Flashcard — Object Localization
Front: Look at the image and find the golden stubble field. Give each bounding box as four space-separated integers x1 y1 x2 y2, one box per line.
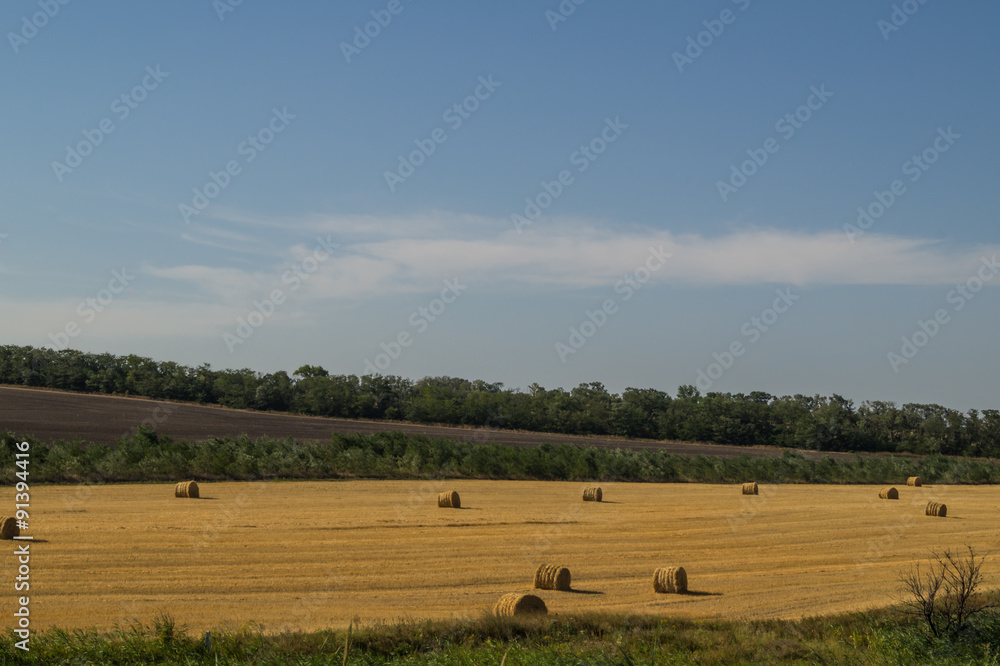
14 480 1000 633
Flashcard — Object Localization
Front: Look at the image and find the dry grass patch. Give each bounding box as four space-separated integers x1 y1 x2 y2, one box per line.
28 480 1000 632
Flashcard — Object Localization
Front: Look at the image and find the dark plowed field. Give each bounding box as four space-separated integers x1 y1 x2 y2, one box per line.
0 385 853 459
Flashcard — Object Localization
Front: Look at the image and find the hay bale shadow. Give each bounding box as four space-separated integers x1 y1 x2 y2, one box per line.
566 589 604 595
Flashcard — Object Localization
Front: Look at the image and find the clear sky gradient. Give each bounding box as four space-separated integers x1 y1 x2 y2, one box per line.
2 1 998 410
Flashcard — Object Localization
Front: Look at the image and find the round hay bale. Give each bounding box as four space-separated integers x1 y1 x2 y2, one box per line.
175 481 199 498
653 566 688 594
493 593 547 617
0 516 19 540
742 482 758 495
582 487 602 502
437 490 461 508
907 476 923 487
925 501 947 517
533 564 571 591
879 487 899 500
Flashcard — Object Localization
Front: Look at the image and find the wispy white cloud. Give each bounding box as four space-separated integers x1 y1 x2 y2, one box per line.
9 215 997 349
150 214 1000 302
180 224 272 255
658 230 996 286
207 208 501 240
144 265 274 301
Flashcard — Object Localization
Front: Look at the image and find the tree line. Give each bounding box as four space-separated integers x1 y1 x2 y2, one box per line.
2 345 998 457
3 430 999 486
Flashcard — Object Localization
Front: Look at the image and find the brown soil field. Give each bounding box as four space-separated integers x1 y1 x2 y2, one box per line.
15 479 999 633
0 385 855 459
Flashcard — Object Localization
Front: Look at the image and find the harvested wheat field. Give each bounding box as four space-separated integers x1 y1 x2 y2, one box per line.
14 480 1000 633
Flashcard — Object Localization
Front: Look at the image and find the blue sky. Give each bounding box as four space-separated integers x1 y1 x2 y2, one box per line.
2 0 998 411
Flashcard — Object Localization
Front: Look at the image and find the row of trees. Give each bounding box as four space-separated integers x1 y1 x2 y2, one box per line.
4 430 999 486
2 345 999 457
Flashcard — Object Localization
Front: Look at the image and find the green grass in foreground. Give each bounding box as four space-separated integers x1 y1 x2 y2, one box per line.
5 429 1000 486
3 609 1000 665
